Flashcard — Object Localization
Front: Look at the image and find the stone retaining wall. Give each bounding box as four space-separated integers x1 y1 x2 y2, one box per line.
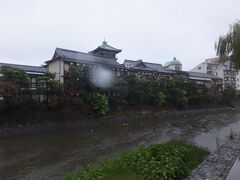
188 135 240 180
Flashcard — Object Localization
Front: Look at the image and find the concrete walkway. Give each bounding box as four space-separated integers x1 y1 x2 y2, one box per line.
188 135 240 180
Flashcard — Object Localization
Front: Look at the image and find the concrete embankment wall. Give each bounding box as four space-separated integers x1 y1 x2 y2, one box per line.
0 107 235 138
188 135 240 180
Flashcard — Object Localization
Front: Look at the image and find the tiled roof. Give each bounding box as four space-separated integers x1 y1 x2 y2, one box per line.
188 71 222 80
97 41 121 52
124 59 173 73
49 48 123 67
0 62 46 74
124 59 153 71
144 62 173 73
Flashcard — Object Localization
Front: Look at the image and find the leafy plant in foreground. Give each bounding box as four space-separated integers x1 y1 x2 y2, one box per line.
62 141 209 180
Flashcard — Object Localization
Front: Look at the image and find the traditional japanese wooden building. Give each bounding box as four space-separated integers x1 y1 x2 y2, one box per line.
44 40 223 94
123 59 223 93
0 62 46 89
89 40 122 60
0 40 225 99
187 71 223 94
164 57 182 71
123 59 175 78
45 41 127 83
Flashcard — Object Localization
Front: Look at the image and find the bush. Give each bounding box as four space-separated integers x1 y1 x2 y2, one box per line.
156 92 166 106
0 66 29 89
62 141 209 180
90 93 109 117
222 86 236 105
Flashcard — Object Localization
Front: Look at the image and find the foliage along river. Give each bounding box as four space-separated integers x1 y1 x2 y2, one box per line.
1 109 240 180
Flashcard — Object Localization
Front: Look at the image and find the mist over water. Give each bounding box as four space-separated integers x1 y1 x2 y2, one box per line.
89 66 115 89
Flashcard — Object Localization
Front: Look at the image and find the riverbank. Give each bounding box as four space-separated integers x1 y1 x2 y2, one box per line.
63 141 209 180
188 134 240 180
0 106 236 138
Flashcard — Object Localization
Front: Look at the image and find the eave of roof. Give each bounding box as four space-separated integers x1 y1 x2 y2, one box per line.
189 77 212 81
124 59 174 74
62 58 124 68
188 71 222 80
91 41 122 53
0 62 46 73
144 62 173 73
47 48 123 67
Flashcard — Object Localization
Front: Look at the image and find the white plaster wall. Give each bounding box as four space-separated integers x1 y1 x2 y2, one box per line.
64 63 70 72
216 66 224 79
191 62 206 73
166 65 175 70
166 64 182 71
47 60 64 83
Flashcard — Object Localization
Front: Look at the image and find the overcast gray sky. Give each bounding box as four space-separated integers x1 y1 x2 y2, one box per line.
0 0 239 70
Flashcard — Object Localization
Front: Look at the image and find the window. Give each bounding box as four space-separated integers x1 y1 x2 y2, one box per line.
31 77 36 83
198 66 202 70
196 81 204 85
224 71 229 75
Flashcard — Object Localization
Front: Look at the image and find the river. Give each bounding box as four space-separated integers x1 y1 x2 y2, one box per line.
1 109 240 180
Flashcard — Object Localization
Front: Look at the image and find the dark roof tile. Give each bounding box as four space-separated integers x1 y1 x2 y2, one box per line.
188 71 222 80
124 59 173 73
0 62 46 74
50 48 122 67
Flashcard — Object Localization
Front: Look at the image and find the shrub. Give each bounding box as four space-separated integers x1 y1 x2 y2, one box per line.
170 89 189 109
222 86 236 105
156 92 166 106
0 66 29 89
0 66 31 110
62 141 209 180
90 93 109 117
0 81 19 106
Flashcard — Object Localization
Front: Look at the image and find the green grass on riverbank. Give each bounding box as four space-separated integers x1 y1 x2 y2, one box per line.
62 141 209 180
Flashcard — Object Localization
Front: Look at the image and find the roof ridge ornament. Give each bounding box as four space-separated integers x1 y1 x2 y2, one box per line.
103 38 107 44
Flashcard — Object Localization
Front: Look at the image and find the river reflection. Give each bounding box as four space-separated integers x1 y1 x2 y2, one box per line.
1 110 240 180
194 120 240 152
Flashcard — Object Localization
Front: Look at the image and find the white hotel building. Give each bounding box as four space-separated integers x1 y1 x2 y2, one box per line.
191 58 240 91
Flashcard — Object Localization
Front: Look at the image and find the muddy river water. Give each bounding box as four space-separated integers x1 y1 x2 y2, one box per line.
1 110 240 180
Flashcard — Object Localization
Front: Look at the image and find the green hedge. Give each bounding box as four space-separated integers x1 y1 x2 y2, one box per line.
62 141 208 180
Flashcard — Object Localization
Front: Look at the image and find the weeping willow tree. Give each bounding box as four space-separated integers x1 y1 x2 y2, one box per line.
215 21 240 70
